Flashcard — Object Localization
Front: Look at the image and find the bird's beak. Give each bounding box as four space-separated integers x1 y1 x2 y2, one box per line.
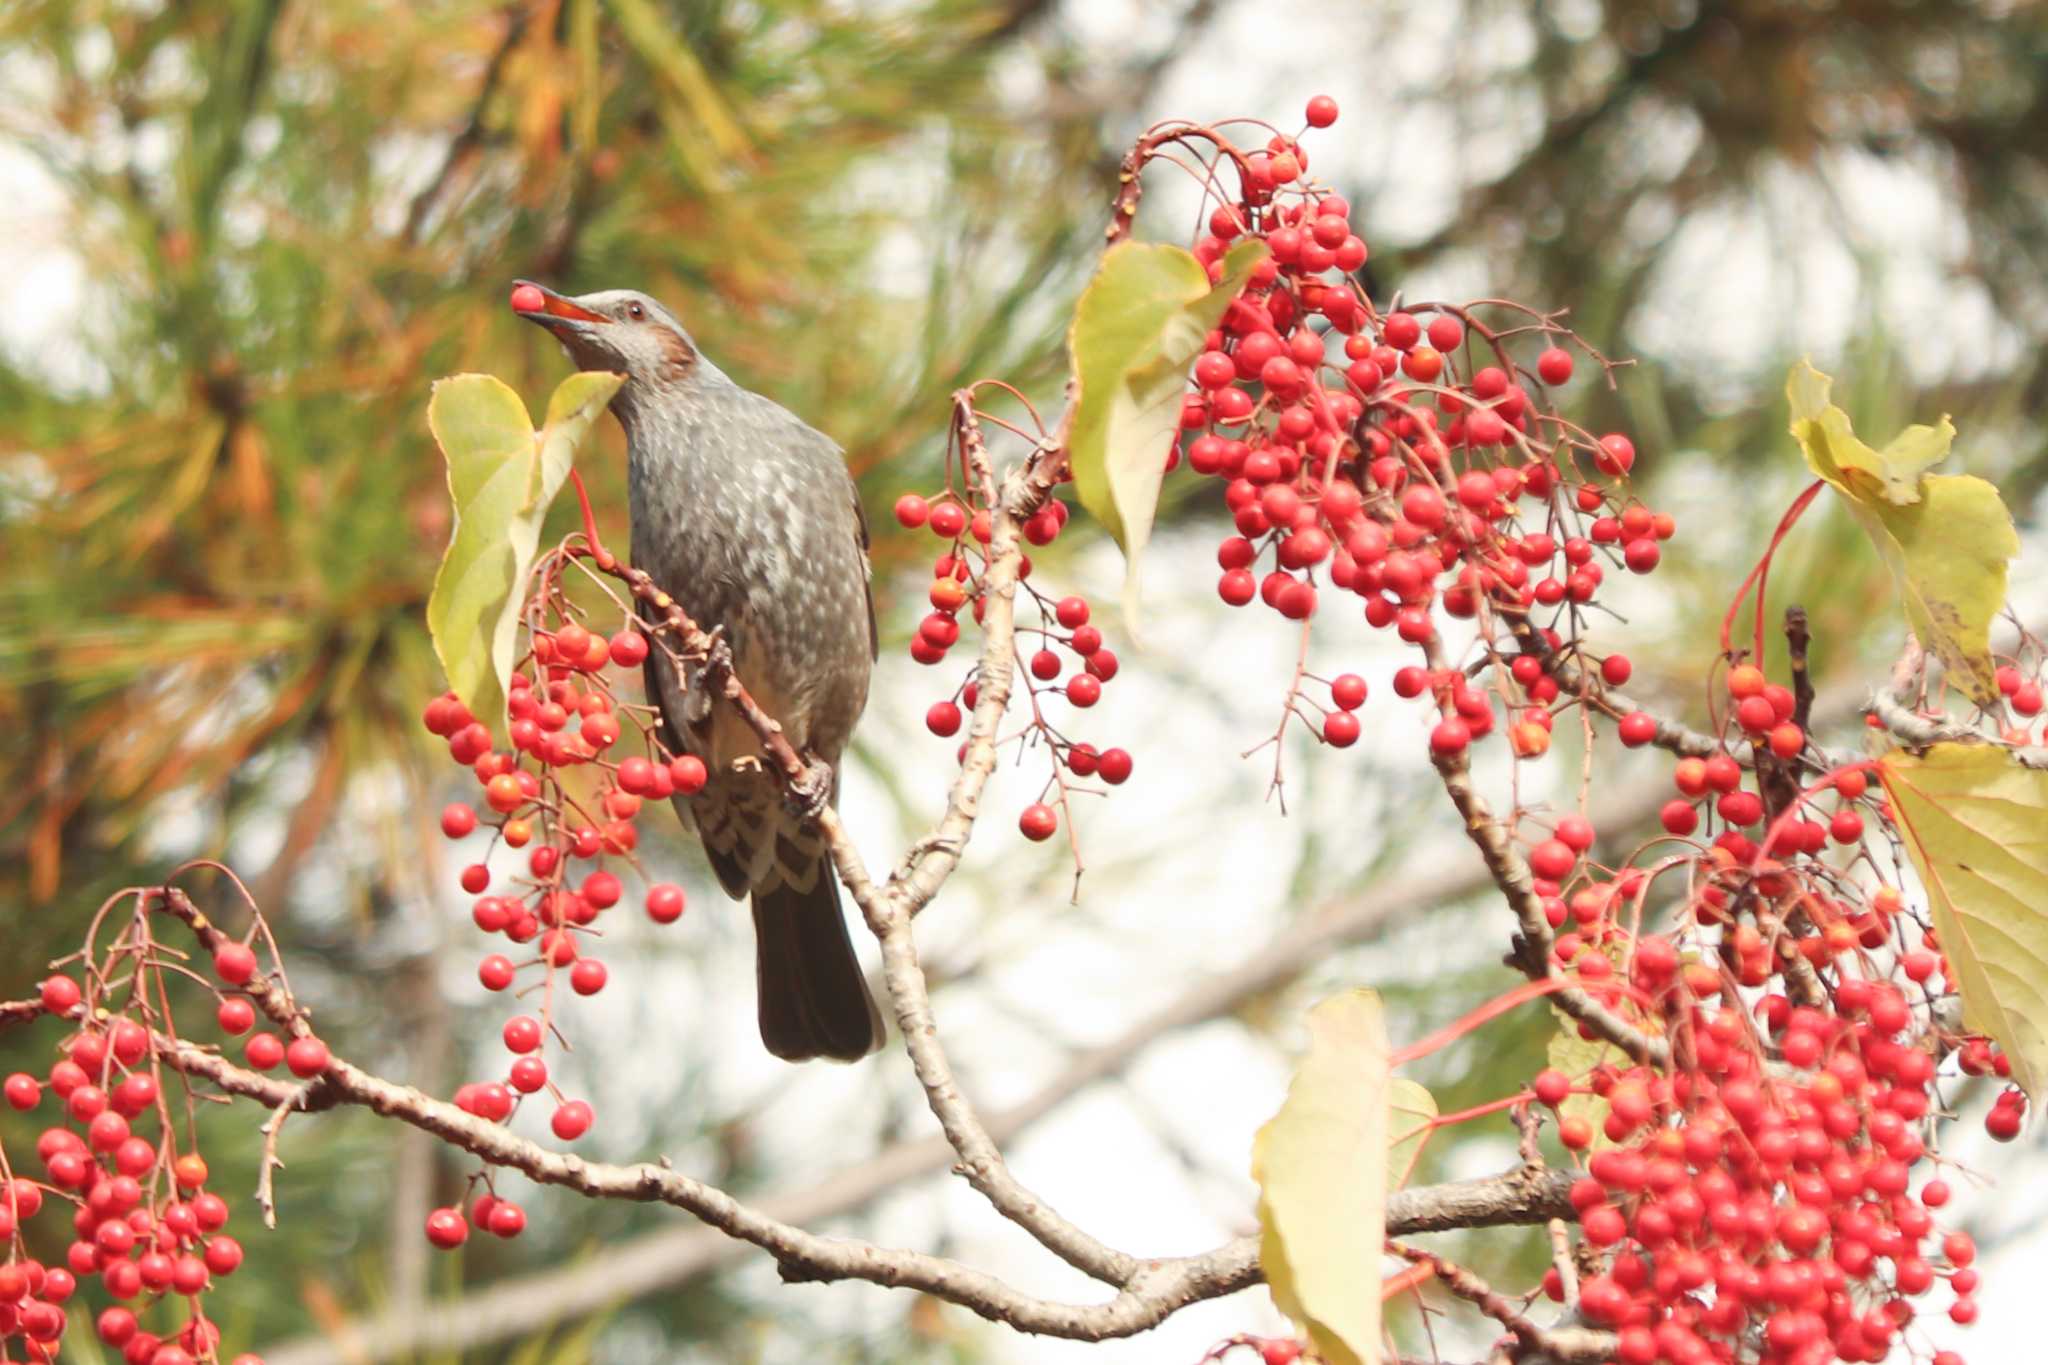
510 280 609 332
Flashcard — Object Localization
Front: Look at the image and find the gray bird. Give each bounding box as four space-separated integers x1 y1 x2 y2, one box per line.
513 280 884 1062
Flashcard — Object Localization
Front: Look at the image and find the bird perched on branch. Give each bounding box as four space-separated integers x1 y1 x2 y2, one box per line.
513 279 884 1062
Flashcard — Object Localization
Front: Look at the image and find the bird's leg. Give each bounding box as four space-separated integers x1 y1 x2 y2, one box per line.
784 752 836 822
683 624 726 728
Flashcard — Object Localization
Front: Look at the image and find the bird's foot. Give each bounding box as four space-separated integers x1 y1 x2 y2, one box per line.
684 625 726 727
785 753 835 822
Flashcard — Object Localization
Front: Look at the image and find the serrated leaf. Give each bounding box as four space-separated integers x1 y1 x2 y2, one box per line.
1252 990 1388 1365
425 371 624 740
1877 744 2048 1096
1067 238 1267 626
1787 360 2016 705
1547 1021 1625 1150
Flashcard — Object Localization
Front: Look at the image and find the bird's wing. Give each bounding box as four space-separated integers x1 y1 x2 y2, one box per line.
637 599 690 757
852 483 878 661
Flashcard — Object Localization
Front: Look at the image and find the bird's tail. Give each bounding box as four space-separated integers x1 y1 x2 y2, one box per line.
752 861 885 1062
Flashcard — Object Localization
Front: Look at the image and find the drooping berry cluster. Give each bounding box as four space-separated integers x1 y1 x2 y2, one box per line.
4 906 273 1365
417 552 709 1246
895 449 1133 850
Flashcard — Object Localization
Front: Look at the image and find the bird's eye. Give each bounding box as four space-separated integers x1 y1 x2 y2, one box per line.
627 302 645 320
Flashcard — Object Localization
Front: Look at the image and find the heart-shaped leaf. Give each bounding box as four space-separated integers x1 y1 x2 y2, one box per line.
426 370 624 740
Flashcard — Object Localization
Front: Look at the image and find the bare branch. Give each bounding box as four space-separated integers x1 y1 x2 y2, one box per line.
142 1026 1573 1360
1390 1243 1616 1365
255 768 1672 1363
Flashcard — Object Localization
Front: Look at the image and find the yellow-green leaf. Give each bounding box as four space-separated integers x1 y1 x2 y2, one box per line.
1386 1078 1437 1191
1252 990 1388 1365
1068 238 1267 625
1787 360 2016 704
1878 744 2048 1096
425 371 625 740
1547 1021 1625 1151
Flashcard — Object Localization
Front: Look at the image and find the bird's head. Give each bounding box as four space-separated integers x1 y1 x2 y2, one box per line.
510 280 701 397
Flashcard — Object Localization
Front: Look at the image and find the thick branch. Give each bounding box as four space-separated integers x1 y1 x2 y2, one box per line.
139 1031 1573 1356
257 771 1673 1364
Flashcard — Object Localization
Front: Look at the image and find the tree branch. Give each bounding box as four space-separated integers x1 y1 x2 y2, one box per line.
138 1019 1574 1354
254 767 1675 1364
1870 637 2048 769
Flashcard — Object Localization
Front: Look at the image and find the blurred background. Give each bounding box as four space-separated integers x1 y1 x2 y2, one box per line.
4 2 2047 1362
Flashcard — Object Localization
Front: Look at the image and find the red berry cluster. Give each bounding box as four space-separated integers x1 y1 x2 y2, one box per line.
1155 101 1671 763
4 941 271 1365
1155 98 2022 1363
1528 981 1980 1365
419 572 707 1247
1992 660 2047 746
892 488 1133 845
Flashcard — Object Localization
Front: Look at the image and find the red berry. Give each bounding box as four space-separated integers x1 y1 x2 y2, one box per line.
1330 674 1368 710
926 701 963 737
928 502 966 538
204 1236 243 1276
1660 800 1699 836
440 804 478 839
1304 95 1338 127
1595 433 1636 475
1019 803 1058 841
1065 674 1102 707
1536 347 1574 385
4 1073 39 1110
425 1208 468 1249
1262 1339 1304 1365
894 493 929 528
551 1099 594 1141
509 1056 547 1093
1322 711 1360 747
502 1016 543 1054
478 955 516 991
1768 721 1804 758
1430 718 1471 756
1532 1068 1571 1107
285 1037 331 1078
206 945 254 986
509 282 545 314
646 883 686 924
1096 748 1133 784
488 1200 527 1238
245 1033 285 1070
570 959 608 995
601 630 644 669
485 772 524 814
1529 838 1576 881
669 755 708 795
39 976 81 1013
